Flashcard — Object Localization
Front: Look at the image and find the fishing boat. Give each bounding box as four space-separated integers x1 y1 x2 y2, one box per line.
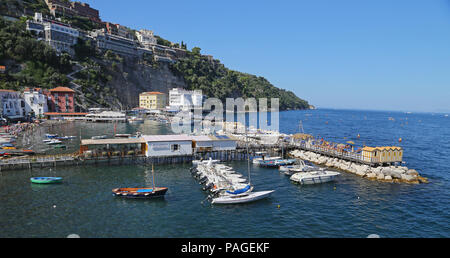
112 164 168 199
290 169 341 185
30 177 63 184
91 135 107 140
45 134 58 138
112 187 168 199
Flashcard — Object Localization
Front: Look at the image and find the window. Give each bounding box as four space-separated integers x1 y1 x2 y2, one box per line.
171 144 180 152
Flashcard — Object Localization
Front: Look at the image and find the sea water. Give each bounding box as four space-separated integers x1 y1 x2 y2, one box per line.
0 109 448 237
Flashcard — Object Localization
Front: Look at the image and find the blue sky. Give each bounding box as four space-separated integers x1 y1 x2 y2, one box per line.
84 0 450 113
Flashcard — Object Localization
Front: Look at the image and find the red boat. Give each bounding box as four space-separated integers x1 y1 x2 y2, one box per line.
113 164 168 199
112 187 168 198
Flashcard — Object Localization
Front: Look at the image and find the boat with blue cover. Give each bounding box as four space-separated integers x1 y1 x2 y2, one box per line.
259 158 297 167
30 177 63 184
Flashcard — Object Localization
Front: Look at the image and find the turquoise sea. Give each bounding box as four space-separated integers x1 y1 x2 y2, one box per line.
0 109 449 238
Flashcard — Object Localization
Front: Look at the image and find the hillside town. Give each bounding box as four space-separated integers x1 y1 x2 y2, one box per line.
0 85 205 123
23 0 215 62
0 0 218 123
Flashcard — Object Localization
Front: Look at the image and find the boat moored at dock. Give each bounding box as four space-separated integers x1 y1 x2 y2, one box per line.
211 190 275 204
290 170 340 185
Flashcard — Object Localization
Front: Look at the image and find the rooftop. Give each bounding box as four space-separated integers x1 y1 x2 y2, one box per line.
49 86 75 93
140 92 165 95
142 134 192 142
81 138 146 146
44 112 88 116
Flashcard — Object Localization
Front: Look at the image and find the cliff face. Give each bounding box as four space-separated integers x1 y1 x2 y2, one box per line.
103 60 186 110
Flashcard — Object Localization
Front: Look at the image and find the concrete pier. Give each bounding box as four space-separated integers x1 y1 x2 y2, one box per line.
289 149 428 184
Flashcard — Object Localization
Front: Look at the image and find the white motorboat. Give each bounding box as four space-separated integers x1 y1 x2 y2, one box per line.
290 170 341 185
128 117 144 123
212 190 275 204
251 151 281 165
91 135 107 140
45 139 62 145
192 158 220 167
252 156 282 165
279 160 317 175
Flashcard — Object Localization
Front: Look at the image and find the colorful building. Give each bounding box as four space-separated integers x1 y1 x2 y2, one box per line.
139 92 166 110
362 146 403 164
45 86 75 113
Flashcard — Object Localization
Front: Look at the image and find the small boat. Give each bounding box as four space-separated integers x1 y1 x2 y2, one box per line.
279 160 317 175
45 134 58 138
113 164 168 199
54 145 67 149
91 135 107 140
128 117 144 123
252 152 282 165
45 139 62 145
112 187 168 199
115 134 131 138
30 177 63 184
211 190 275 204
57 136 77 140
290 170 340 185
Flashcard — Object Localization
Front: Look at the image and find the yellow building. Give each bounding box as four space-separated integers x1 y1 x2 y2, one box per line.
139 92 166 110
362 146 403 163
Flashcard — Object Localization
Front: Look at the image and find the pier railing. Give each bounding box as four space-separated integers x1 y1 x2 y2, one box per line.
288 141 379 165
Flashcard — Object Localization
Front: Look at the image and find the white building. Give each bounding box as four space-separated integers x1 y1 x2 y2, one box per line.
23 88 48 118
143 134 193 157
135 29 157 48
86 111 127 122
191 135 237 152
44 20 79 55
168 88 204 111
0 90 25 119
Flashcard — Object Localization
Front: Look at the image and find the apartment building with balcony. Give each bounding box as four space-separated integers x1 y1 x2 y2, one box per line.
44 87 75 113
23 88 48 118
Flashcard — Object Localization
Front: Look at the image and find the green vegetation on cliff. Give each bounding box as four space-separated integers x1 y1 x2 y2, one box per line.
0 18 71 90
170 48 309 110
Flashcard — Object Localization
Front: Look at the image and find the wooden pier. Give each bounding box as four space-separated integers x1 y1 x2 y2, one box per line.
0 147 270 172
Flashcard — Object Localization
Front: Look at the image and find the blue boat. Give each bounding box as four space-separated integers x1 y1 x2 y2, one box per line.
45 134 58 139
260 159 297 167
30 177 63 184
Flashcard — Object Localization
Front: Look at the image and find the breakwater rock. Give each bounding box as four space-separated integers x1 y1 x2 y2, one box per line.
289 150 428 184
